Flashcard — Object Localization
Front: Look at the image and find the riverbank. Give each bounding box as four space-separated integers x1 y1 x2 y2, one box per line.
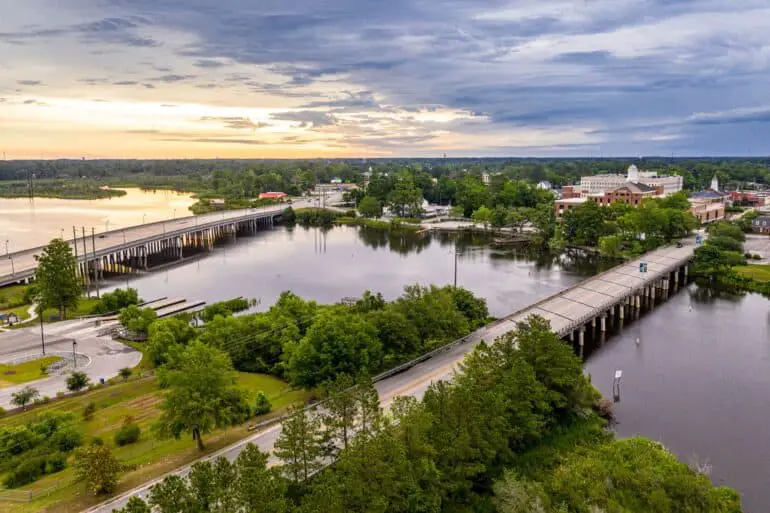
0 180 126 200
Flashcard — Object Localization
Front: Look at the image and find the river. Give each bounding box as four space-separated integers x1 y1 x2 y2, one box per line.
0 188 196 250
3 190 770 511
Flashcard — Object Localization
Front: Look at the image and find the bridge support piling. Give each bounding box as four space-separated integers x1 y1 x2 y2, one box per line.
600 314 607 332
619 302 624 320
578 326 585 357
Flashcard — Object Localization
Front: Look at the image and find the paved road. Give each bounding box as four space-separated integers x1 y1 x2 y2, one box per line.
86 313 513 512
0 319 141 408
0 199 316 286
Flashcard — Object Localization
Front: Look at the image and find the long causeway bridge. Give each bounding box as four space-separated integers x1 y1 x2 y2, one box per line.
0 200 311 288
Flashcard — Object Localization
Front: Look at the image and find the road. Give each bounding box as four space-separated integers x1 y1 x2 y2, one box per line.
0 319 141 408
86 315 516 512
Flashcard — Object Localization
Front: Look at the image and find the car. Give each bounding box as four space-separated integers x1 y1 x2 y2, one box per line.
676 242 683 248
287 199 293 205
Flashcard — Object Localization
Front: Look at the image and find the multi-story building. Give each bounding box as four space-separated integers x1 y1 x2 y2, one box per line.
579 165 683 197
590 182 663 207
752 216 770 234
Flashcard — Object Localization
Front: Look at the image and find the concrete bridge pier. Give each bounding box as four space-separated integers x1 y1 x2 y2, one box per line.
619 302 624 320
600 314 607 332
578 326 585 357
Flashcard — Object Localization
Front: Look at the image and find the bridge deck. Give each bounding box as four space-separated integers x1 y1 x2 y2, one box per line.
0 201 312 287
494 240 696 336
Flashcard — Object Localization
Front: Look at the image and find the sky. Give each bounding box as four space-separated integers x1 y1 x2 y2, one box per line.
2 0 770 159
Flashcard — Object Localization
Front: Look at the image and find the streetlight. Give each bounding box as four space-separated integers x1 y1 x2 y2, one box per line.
60 228 64 240
105 220 110 232
4 239 8 256
8 256 15 276
72 341 77 368
173 209 177 219
142 213 147 224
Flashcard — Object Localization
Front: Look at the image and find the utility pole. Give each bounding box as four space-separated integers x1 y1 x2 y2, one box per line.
72 341 77 368
82 227 90 297
91 228 100 299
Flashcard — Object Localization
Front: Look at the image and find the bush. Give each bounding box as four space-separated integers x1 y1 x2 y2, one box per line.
66 371 90 392
752 254 762 260
0 407 5 417
83 401 97 421
345 209 357 218
254 391 272 416
4 456 45 488
41 396 50 404
114 424 141 446
44 452 67 474
90 436 104 446
90 288 141 315
56 391 65 399
49 425 83 452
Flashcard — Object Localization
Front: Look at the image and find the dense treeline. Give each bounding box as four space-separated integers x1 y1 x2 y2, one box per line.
1 158 767 202
561 192 697 256
118 316 742 513
145 286 488 389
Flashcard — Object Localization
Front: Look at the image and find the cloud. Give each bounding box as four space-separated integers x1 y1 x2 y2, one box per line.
17 80 43 86
148 74 196 83
200 116 269 130
193 59 225 68
270 110 338 127
159 137 266 145
113 80 139 86
22 99 47 106
688 106 770 125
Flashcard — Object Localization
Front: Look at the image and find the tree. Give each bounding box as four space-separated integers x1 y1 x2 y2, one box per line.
562 201 606 247
505 207 528 233
118 367 132 382
115 497 151 513
455 176 489 217
11 386 39 410
90 288 141 314
34 238 80 319
357 196 382 218
599 235 623 257
322 374 359 454
154 341 250 450
274 406 326 482
66 371 90 392
118 305 157 335
471 205 492 229
234 444 290 512
388 173 423 217
285 310 381 388
254 391 272 416
73 443 122 495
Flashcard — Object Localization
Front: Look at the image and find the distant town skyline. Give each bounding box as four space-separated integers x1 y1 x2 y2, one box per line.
3 0 770 159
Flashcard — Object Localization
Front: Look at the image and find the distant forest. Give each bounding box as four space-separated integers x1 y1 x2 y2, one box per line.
1 157 769 196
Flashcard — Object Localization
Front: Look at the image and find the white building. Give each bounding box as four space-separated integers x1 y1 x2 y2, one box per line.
579 165 683 197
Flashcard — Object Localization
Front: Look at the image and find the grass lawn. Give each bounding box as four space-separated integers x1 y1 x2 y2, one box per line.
0 356 62 388
0 284 31 310
40 297 101 323
734 264 770 283
0 372 308 513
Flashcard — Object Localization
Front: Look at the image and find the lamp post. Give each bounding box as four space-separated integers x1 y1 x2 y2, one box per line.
72 341 77 368
39 308 45 355
142 213 147 224
4 239 8 256
9 256 15 276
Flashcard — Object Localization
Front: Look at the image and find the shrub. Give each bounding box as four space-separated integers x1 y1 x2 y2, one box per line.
41 396 51 404
56 391 65 399
44 452 67 474
90 437 104 446
49 425 83 452
254 392 272 416
83 401 97 421
114 424 141 446
4 456 45 488
118 367 133 382
0 407 5 417
66 371 90 392
752 254 762 260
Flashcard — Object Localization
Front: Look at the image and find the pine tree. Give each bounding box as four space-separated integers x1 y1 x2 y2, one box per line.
274 406 325 482
34 238 80 319
322 374 359 455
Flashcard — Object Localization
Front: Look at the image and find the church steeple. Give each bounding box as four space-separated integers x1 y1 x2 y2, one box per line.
710 175 719 192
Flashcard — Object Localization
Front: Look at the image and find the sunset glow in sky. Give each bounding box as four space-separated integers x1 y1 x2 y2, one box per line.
3 0 770 158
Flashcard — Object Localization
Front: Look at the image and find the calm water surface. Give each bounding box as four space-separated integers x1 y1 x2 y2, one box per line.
8 189 767 512
0 188 195 250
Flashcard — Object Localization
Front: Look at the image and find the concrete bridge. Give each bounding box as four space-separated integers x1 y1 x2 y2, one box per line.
495 239 696 353
0 200 312 288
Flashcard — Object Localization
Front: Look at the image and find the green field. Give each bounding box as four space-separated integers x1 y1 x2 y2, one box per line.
0 372 308 513
0 356 62 388
734 264 770 283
